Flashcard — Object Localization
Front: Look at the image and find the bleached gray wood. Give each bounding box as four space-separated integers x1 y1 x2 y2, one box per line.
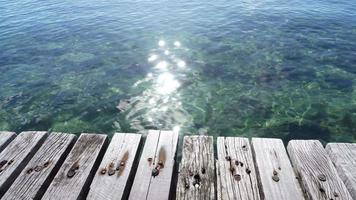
216 137 260 200
252 138 304 200
2 133 76 200
42 133 108 200
0 131 47 197
176 136 215 200
87 133 141 200
287 140 352 200
326 143 356 199
0 132 16 153
129 130 179 200
146 130 179 199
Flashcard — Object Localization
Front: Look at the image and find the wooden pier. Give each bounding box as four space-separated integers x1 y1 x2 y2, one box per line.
0 130 355 200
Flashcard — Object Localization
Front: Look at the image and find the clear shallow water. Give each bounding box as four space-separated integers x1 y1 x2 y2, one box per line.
1 0 356 143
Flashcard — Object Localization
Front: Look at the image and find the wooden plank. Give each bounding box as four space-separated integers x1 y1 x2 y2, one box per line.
252 138 304 200
129 130 179 200
146 130 179 199
287 140 352 200
326 143 356 199
0 132 16 153
0 131 47 196
176 136 215 200
41 133 108 200
216 137 260 200
87 133 141 200
2 133 76 200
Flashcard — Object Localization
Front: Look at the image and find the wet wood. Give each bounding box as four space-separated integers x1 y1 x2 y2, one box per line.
216 137 260 200
129 130 179 200
0 131 47 197
326 143 356 199
42 133 108 200
87 133 141 200
252 138 304 200
0 132 16 153
2 133 76 200
176 136 215 200
287 140 352 200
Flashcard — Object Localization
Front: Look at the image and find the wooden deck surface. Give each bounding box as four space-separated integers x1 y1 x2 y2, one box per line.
0 131 355 200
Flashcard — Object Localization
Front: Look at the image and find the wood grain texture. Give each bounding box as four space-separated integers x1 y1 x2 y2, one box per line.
0 132 16 153
42 133 108 200
287 140 352 200
2 133 76 200
252 138 304 200
129 130 179 200
176 136 215 200
0 131 47 197
216 137 260 200
87 133 141 200
326 143 356 199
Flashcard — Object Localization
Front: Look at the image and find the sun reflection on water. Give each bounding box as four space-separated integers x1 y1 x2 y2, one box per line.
115 39 193 134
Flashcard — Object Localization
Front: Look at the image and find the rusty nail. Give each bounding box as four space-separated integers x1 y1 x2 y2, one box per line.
67 169 76 178
100 168 107 175
109 162 114 168
158 160 164 167
8 159 14 165
242 145 247 151
272 175 280 182
108 169 115 176
273 170 278 176
225 156 231 161
234 174 241 181
246 168 251 174
152 168 159 177
318 174 326 182
120 161 125 166
44 161 51 168
201 167 206 174
0 160 8 167
185 183 190 189
34 166 43 172
27 168 33 174
240 162 244 167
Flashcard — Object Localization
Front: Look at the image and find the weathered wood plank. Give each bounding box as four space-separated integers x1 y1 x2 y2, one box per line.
146 130 179 199
42 133 108 200
326 143 356 199
252 138 304 200
87 133 141 200
0 131 47 197
216 137 260 200
287 140 352 200
176 136 215 200
2 133 76 200
129 130 179 200
0 132 16 153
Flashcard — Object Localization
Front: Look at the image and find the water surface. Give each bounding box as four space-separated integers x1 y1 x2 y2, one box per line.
1 0 356 142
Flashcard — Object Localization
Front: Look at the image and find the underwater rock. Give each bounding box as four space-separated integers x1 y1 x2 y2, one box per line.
59 52 95 63
280 66 316 81
324 74 353 91
53 90 78 106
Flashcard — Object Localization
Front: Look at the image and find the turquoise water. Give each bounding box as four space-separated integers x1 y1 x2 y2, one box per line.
1 0 356 143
